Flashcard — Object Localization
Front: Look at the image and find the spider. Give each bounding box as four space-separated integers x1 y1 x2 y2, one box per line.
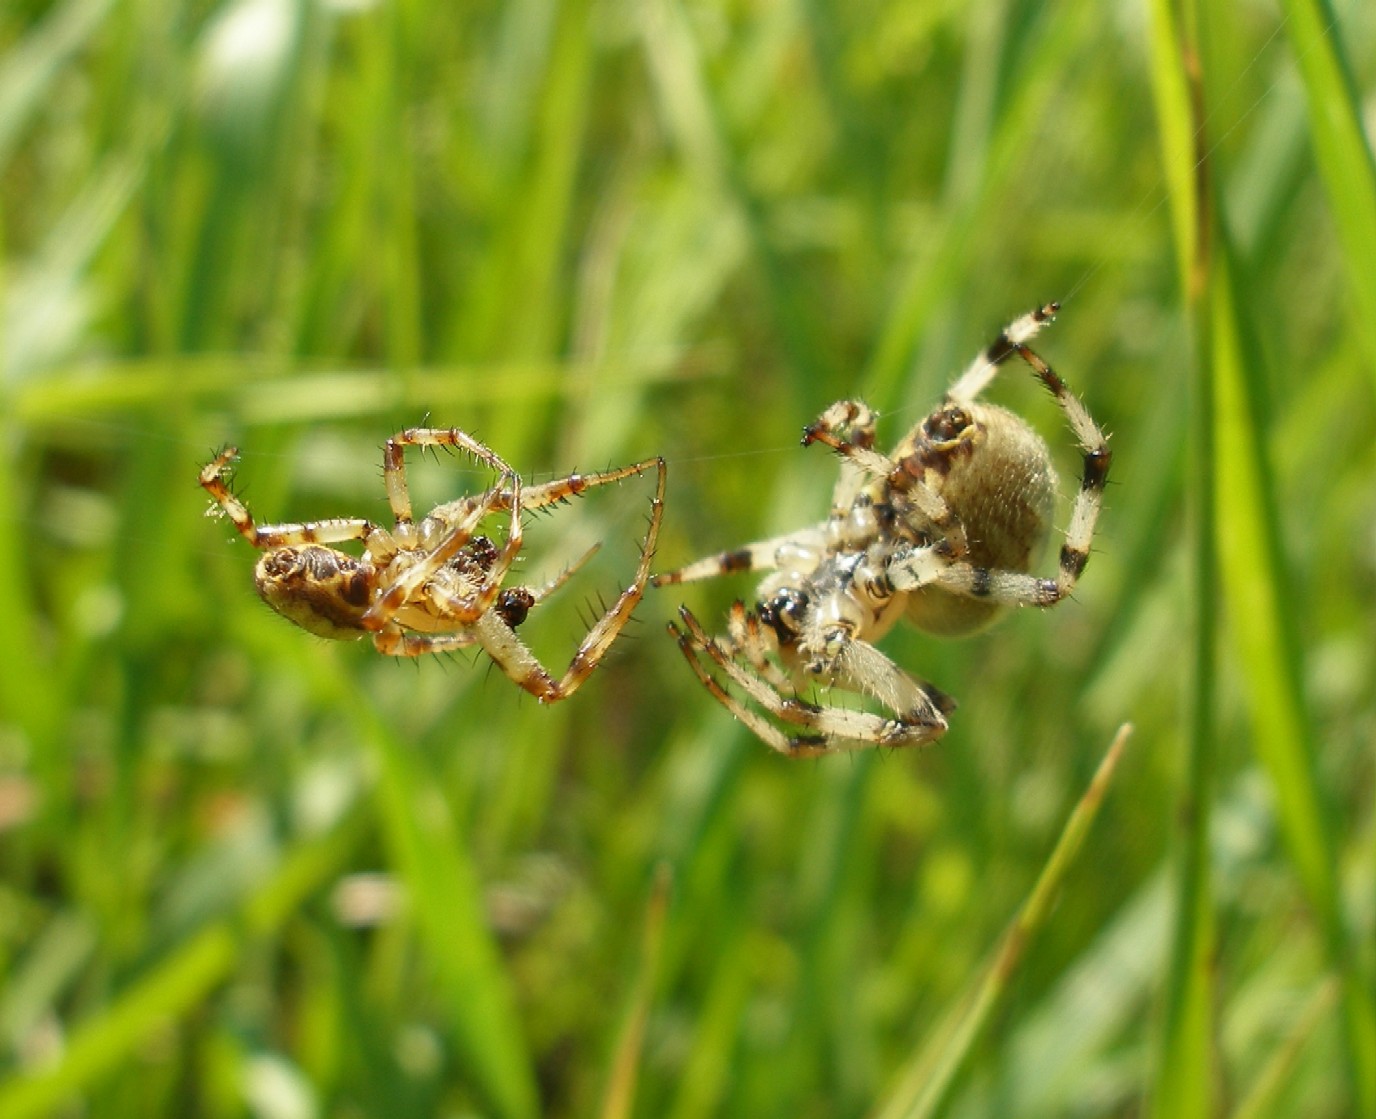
655 303 1111 757
200 427 666 702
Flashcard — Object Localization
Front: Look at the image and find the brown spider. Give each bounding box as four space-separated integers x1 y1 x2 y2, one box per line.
655 304 1111 757
200 427 665 702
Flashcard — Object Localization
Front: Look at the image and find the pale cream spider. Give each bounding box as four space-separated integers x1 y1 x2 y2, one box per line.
655 304 1110 757
201 427 665 702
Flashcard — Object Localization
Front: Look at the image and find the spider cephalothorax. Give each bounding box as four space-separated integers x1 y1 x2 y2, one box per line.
201 427 665 702
656 303 1110 757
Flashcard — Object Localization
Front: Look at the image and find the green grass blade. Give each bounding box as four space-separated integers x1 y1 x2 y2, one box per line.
356 695 540 1119
872 724 1133 1119
1145 1 1217 1114
1211 222 1376 1114
0 0 114 172
1233 977 1340 1119
598 863 672 1119
1276 0 1376 384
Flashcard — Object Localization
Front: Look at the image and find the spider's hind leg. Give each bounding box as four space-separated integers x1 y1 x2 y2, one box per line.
1015 342 1112 601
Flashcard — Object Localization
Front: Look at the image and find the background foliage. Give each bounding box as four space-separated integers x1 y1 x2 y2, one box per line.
0 0 1373 1116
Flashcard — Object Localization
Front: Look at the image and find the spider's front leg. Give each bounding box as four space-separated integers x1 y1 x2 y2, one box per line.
668 606 950 758
200 446 390 552
802 400 894 507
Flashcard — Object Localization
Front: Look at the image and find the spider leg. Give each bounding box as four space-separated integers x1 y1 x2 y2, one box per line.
372 626 481 657
945 302 1059 403
360 473 518 632
528 543 601 604
887 540 1064 608
472 456 667 703
420 470 531 626
672 606 945 757
651 528 823 587
726 601 793 691
802 400 900 481
382 427 517 531
668 615 829 757
830 635 955 725
802 404 971 557
436 542 600 636
515 457 666 512
1016 341 1111 600
892 550 1063 608
801 400 881 515
200 447 387 550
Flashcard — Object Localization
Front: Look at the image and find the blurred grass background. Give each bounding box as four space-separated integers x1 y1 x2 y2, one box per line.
0 0 1373 1116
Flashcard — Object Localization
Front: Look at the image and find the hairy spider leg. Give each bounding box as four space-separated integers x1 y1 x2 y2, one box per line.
200 447 389 551
382 427 517 531
510 457 668 512
420 457 667 539
371 628 482 657
944 302 1060 404
528 543 602 604
669 606 945 758
725 601 794 691
803 404 971 558
651 528 825 587
468 456 667 703
1016 342 1111 600
670 618 829 757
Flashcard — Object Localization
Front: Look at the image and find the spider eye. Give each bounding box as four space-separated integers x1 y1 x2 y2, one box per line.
926 407 971 442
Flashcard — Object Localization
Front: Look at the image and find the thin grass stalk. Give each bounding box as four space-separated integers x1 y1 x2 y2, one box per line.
1145 0 1218 1114
598 862 672 1119
1232 977 1340 1119
871 724 1133 1119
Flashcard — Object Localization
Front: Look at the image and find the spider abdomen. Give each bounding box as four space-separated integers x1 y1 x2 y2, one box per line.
902 404 1057 636
254 545 377 640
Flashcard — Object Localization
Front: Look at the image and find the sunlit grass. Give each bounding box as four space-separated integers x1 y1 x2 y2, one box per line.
1 0 1372 1116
